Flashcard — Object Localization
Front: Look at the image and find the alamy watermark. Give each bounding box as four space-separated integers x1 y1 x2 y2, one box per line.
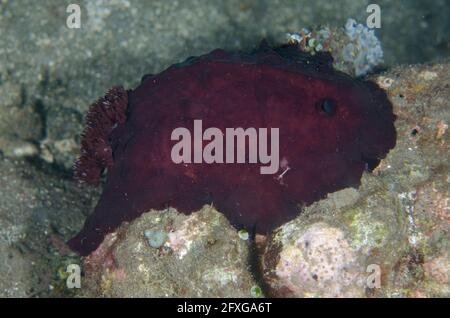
63 262 381 290
171 120 280 175
66 4 81 29
65 3 382 30
366 264 381 289
66 264 81 289
366 4 381 29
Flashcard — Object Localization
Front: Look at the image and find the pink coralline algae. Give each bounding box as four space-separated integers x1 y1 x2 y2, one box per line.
68 43 396 256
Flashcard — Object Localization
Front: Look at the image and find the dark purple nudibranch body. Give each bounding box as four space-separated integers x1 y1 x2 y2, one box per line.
68 43 396 256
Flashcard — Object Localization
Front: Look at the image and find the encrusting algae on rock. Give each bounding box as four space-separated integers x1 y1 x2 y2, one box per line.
261 61 449 298
80 206 259 297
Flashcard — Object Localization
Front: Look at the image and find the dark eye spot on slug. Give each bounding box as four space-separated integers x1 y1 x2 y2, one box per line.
317 98 336 116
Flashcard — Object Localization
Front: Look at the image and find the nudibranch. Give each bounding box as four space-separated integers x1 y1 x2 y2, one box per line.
68 43 396 256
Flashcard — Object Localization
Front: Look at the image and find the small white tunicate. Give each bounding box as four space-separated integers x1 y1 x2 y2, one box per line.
144 229 168 248
238 229 249 240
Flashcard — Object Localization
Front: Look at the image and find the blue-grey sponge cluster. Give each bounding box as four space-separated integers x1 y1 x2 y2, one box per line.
343 18 384 76
287 18 384 77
